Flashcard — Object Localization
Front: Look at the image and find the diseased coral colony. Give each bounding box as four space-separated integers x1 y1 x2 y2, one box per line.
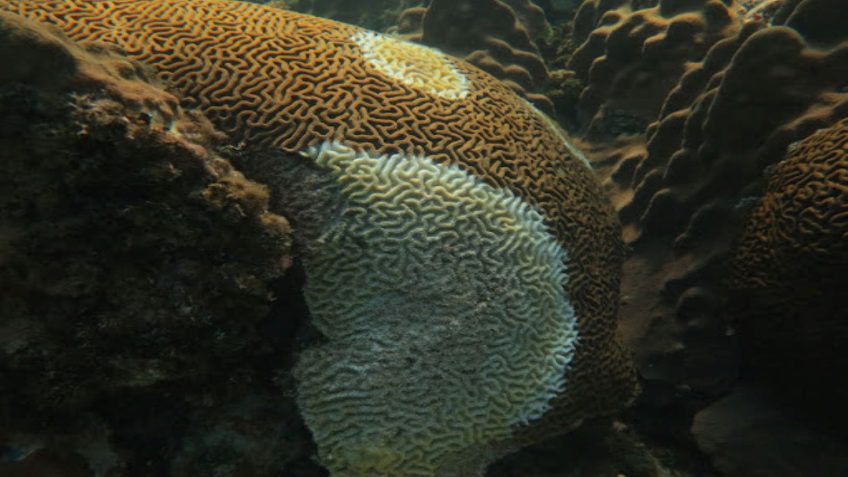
0 0 637 476
0 0 846 475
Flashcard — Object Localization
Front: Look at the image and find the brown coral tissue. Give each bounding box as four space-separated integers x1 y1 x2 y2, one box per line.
730 118 848 425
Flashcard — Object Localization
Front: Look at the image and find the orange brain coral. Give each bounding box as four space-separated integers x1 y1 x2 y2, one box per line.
1 0 636 468
4 0 596 244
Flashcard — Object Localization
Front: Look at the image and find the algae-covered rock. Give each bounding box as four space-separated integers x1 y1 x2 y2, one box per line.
0 11 301 475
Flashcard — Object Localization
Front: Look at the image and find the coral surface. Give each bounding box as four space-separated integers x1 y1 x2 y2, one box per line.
578 0 847 381
266 0 421 31
0 1 637 475
295 142 579 476
729 118 848 419
736 0 786 23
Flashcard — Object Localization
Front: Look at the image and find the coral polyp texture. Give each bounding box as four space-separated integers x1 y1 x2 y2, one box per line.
295 142 578 475
350 31 470 99
569 0 742 138
0 0 637 475
570 0 847 452
730 118 848 416
262 0 416 32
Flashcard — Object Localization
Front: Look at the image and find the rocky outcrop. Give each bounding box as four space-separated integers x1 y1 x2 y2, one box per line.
0 11 306 475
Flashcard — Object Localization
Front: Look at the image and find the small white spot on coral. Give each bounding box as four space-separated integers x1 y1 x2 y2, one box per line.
351 31 470 100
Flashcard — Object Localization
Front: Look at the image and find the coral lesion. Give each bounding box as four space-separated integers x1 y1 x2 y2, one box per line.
293 142 578 476
351 30 470 100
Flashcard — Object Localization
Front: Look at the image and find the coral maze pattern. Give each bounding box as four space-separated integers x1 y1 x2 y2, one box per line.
731 119 848 379
351 30 470 100
734 120 848 284
296 142 578 475
1 0 635 459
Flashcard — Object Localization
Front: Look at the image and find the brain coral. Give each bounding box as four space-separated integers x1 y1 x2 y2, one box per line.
730 118 848 420
295 141 579 475
0 0 637 474
261 0 416 32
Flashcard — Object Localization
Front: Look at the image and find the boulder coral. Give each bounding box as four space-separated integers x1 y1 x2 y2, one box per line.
730 118 848 420
256 0 419 32
569 0 742 138
736 0 786 23
0 0 637 475
572 0 847 454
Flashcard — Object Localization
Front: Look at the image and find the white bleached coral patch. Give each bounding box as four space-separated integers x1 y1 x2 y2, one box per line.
351 31 470 100
294 141 578 476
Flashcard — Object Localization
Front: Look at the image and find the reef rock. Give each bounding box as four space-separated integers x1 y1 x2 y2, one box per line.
0 1 638 476
0 9 298 475
692 386 848 476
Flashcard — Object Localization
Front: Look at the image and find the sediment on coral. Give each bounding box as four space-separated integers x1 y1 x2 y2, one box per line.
0 11 312 475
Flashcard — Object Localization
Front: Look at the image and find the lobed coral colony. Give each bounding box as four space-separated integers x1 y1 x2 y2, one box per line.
0 0 636 475
560 0 847 473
